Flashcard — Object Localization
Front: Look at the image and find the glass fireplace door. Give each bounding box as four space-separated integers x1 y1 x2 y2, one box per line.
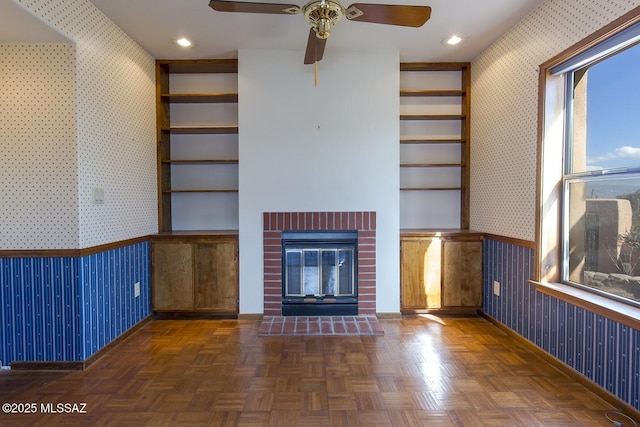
284 248 354 298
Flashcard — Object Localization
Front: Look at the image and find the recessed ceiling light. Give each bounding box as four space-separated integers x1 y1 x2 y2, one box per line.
442 34 466 46
176 37 193 47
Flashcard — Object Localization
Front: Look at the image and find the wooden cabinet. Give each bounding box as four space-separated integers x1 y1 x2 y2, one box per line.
152 241 194 310
401 237 442 309
400 231 482 314
193 240 238 311
442 240 482 308
399 63 471 229
151 233 238 315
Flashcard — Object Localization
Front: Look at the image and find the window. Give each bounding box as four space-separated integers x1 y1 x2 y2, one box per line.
538 12 640 308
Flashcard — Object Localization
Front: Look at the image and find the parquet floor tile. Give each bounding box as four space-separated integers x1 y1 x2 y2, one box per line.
0 315 636 426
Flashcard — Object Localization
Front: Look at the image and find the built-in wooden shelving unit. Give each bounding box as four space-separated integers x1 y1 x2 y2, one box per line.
156 59 239 232
399 62 471 229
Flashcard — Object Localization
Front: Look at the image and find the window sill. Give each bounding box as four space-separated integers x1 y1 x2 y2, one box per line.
529 280 640 330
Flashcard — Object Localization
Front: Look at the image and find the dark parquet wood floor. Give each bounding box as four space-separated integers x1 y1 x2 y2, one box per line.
0 316 633 426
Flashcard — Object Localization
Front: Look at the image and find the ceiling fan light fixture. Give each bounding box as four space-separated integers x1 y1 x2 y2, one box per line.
315 18 331 39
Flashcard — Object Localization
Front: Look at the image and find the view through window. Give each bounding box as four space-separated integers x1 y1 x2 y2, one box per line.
562 36 640 305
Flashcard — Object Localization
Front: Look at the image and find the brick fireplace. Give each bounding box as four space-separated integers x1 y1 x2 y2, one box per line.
263 211 376 317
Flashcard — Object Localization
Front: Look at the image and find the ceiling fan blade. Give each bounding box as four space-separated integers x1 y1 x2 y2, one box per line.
304 28 327 64
209 0 299 14
345 4 431 27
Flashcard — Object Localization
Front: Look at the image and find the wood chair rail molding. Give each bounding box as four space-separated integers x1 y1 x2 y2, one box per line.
0 235 150 258
0 232 534 257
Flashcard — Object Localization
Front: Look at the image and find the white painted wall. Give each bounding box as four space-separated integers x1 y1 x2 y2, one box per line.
238 48 400 314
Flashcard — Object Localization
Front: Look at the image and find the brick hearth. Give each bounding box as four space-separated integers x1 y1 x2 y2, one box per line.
257 315 384 336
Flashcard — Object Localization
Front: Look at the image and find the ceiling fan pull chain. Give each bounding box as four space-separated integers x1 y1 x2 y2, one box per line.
314 60 318 86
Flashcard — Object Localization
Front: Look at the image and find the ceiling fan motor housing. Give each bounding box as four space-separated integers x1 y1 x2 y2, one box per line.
303 0 344 39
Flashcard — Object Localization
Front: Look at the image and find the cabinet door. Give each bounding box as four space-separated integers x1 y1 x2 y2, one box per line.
152 242 194 310
400 238 442 310
194 240 238 312
442 241 482 307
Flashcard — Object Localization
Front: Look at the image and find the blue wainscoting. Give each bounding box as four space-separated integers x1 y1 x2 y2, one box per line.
483 238 640 411
78 241 151 360
0 257 80 364
0 240 150 366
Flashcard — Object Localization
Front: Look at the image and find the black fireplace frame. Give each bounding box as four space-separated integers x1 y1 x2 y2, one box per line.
281 230 358 316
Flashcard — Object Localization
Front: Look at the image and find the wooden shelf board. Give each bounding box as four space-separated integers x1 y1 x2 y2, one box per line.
400 138 465 144
162 126 238 134
157 59 238 74
152 230 239 238
400 163 464 167
400 187 462 191
400 62 470 72
400 114 465 120
161 93 238 103
400 90 464 97
163 189 239 193
162 159 239 164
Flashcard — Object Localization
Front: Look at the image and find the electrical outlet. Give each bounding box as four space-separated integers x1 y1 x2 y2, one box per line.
134 282 140 297
493 281 500 296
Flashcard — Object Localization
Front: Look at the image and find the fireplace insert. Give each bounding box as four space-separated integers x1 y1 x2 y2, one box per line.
281 230 358 316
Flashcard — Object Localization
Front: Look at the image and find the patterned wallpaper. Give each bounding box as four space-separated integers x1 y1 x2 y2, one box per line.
470 0 640 241
6 0 157 249
0 44 79 249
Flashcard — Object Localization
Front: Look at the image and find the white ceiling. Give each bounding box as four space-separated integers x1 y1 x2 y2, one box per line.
0 1 70 43
85 0 545 62
0 0 545 62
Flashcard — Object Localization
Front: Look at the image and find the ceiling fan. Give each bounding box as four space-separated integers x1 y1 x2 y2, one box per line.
208 0 432 64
